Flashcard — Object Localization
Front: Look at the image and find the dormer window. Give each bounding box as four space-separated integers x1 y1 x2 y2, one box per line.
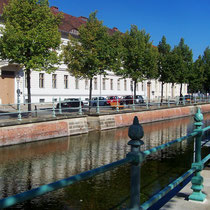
69 29 79 36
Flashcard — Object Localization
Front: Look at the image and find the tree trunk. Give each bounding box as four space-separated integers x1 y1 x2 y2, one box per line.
180 83 183 96
161 82 164 105
26 69 32 112
134 79 137 103
88 78 93 112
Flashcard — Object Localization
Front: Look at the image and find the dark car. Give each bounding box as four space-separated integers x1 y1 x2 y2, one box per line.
56 98 83 110
135 95 144 104
122 95 144 105
90 97 108 106
122 95 133 104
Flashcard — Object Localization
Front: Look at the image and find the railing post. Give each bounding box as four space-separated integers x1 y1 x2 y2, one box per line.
116 97 119 112
146 97 149 109
78 98 83 115
96 97 100 114
17 100 22 121
176 96 179 106
132 97 135 111
183 95 185 105
189 108 206 202
158 96 160 109
127 116 144 210
52 98 56 117
168 96 170 107
59 97 62 114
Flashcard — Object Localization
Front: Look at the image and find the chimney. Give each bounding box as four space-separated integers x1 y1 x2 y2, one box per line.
79 16 88 22
51 6 59 12
113 27 118 31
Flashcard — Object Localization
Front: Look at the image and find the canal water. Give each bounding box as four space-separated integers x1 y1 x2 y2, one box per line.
0 114 210 210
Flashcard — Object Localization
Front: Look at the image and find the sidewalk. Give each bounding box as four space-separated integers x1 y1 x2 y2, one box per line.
161 165 210 210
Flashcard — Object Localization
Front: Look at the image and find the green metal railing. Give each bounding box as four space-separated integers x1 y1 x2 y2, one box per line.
0 95 210 122
0 108 209 209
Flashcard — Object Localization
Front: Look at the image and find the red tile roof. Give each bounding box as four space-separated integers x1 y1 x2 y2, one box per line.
0 1 119 36
0 0 9 14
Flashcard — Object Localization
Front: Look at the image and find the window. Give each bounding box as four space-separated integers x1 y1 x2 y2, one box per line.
75 78 79 89
64 75 68 89
117 79 120 91
124 79 127 91
130 81 133 91
110 79 113 90
39 73 44 88
136 83 139 91
52 74 57 88
25 73 28 88
39 98 45 103
142 82 144 91
102 78 106 90
70 29 79 36
85 79 89 90
94 77 97 90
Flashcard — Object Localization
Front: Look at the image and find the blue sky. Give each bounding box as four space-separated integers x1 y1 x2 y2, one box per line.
49 0 210 60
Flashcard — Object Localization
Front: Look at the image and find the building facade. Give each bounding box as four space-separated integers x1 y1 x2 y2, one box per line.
0 2 187 104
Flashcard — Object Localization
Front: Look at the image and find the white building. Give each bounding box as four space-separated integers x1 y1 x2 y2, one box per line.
0 2 187 105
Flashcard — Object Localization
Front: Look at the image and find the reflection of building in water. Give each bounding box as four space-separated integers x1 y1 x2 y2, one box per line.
0 116 209 199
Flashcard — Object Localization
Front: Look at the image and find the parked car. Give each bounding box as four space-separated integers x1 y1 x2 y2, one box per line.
184 95 193 101
135 95 144 104
122 95 144 105
89 97 108 106
106 96 123 105
56 98 83 110
122 95 133 105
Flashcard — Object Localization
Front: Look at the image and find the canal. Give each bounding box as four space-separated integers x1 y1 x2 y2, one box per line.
0 114 210 209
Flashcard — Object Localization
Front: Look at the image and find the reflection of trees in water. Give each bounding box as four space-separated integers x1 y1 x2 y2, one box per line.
0 115 209 208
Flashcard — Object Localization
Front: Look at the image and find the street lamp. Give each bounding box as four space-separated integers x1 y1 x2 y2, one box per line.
16 75 21 121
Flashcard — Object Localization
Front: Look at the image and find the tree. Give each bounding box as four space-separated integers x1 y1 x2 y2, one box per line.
0 0 61 111
63 11 112 108
202 47 210 93
188 55 205 93
116 25 158 100
172 38 193 96
157 36 171 103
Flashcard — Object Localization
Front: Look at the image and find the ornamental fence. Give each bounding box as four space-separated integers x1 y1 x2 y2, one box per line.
0 108 209 209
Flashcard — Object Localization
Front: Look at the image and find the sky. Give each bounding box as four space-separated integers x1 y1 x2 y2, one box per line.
49 0 210 60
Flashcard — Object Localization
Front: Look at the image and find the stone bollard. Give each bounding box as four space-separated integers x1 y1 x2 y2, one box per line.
127 116 144 209
189 108 206 202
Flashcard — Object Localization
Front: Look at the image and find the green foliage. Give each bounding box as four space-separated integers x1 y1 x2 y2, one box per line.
188 55 205 93
116 25 158 97
0 0 61 72
63 11 112 101
202 47 210 92
157 35 172 83
171 38 193 95
0 0 61 111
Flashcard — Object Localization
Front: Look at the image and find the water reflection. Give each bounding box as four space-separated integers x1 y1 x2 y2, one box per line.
0 114 209 209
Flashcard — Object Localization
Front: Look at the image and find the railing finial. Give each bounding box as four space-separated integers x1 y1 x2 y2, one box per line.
194 107 203 123
128 116 144 141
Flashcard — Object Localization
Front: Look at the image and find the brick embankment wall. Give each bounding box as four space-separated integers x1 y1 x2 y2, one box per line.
0 104 209 147
88 104 210 131
0 117 88 147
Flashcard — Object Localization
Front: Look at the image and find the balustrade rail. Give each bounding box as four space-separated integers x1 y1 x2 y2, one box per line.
0 95 210 122
0 108 209 209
